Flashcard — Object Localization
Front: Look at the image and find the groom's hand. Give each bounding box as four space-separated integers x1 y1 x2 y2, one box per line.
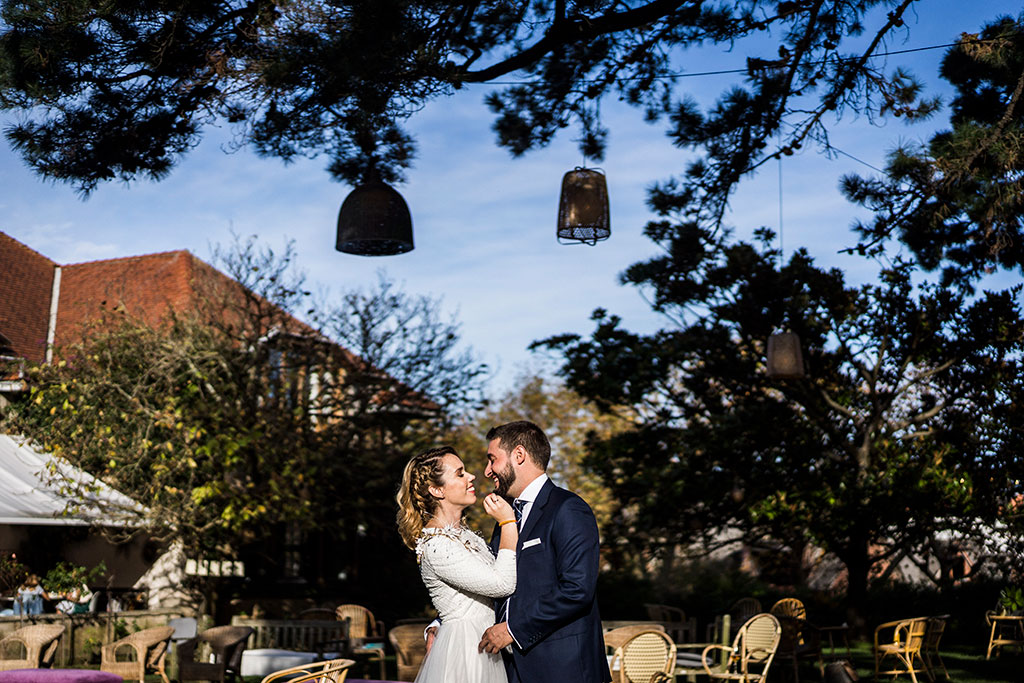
425 626 438 653
478 622 513 654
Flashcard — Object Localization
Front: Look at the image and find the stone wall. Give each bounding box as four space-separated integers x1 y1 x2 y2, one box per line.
0 608 197 667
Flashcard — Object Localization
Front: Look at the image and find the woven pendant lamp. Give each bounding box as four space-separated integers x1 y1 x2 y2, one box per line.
766 331 805 379
336 179 414 256
557 168 610 245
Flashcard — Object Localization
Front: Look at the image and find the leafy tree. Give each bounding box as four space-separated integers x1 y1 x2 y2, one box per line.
1 0 934 203
842 15 1024 282
2 237 487 597
537 224 1024 625
0 552 27 593
451 371 626 534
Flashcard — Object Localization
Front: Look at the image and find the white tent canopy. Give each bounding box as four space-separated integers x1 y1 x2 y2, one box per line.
0 434 142 526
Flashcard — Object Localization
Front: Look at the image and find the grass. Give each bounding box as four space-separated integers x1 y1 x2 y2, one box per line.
195 643 1024 682
805 640 1023 682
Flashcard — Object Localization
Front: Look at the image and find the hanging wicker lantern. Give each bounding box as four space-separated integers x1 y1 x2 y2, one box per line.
767 331 805 379
557 168 610 245
336 179 414 256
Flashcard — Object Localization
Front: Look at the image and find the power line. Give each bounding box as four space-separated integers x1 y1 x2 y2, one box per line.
483 38 1001 86
830 146 886 174
778 120 888 175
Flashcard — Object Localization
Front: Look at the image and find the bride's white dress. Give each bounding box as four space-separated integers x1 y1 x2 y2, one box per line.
414 525 516 683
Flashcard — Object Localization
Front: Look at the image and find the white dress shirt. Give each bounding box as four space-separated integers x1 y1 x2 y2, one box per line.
513 473 548 529
503 472 549 648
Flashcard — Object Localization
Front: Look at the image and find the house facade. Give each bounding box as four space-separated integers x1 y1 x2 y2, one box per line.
1 231 428 615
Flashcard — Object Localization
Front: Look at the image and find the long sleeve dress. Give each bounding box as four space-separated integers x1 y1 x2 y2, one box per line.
414 525 516 683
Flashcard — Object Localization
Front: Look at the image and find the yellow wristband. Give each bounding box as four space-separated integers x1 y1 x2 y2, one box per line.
498 519 516 527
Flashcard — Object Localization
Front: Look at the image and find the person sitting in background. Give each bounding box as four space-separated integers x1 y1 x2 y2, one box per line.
55 583 93 615
14 575 47 615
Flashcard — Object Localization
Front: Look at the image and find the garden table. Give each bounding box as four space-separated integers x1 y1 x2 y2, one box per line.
820 623 852 659
674 645 716 682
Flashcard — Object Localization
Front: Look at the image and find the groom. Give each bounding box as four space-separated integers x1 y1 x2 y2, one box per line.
478 420 611 683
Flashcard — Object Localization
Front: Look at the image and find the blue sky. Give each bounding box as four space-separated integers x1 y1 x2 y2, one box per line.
3 1 1022 398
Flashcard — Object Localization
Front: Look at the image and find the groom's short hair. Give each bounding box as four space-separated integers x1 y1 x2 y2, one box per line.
487 420 551 470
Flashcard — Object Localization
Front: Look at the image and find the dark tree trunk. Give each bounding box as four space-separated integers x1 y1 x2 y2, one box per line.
838 531 872 638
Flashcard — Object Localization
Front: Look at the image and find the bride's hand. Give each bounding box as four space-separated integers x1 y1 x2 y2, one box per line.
482 493 515 524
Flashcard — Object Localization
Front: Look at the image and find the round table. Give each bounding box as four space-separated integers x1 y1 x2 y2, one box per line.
0 671 122 683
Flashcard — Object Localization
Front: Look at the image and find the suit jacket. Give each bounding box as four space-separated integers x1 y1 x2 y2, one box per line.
491 478 611 683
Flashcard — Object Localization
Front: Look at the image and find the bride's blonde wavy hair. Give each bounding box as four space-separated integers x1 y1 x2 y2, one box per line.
396 446 457 550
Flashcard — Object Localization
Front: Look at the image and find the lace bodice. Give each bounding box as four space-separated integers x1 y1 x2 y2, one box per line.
417 526 516 623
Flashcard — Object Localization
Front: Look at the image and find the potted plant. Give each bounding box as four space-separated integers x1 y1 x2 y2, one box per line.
43 561 107 613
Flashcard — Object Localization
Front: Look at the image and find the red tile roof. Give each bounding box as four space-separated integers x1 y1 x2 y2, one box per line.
0 232 57 363
57 250 199 349
1 233 325 363
1 233 410 406
56 249 324 350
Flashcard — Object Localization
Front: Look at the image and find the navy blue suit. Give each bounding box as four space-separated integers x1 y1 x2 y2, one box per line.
491 479 611 683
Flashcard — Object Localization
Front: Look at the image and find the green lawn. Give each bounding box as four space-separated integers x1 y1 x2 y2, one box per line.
230 646 1021 682
810 640 1022 682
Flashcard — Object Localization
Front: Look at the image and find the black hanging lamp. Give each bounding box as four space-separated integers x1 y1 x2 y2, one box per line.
765 134 804 379
767 330 805 379
336 176 414 256
557 167 610 245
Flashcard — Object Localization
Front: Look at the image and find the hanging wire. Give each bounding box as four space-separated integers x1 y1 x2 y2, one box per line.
484 39 1002 86
778 129 784 269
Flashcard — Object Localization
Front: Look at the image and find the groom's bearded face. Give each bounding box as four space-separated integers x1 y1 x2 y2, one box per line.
492 460 516 497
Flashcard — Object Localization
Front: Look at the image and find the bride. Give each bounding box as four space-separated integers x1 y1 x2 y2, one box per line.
396 446 518 683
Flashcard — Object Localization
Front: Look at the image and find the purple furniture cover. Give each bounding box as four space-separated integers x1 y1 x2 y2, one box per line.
0 670 122 682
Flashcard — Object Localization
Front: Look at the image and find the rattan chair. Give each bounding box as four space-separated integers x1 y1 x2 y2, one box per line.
0 624 66 671
645 604 698 643
874 617 928 683
985 609 1024 659
922 615 949 681
605 623 667 652
260 657 355 683
770 598 807 620
609 629 676 683
100 625 175 683
731 599 763 627
177 625 254 682
335 604 385 679
701 613 781 683
335 604 384 641
388 623 428 682
775 615 824 682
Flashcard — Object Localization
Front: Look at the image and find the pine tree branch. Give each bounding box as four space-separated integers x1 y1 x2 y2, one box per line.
463 0 691 82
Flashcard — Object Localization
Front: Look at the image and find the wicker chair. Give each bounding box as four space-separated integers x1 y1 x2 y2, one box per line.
700 613 781 683
774 615 824 682
177 625 254 682
985 609 1024 659
874 617 928 683
260 657 355 683
609 629 676 683
605 624 666 652
730 599 763 627
335 604 384 641
644 604 698 643
0 624 66 671
100 625 175 683
770 598 807 620
922 615 949 681
335 604 385 679
388 623 428 682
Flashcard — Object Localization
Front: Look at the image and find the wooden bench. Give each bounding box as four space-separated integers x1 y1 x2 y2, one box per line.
229 618 347 654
